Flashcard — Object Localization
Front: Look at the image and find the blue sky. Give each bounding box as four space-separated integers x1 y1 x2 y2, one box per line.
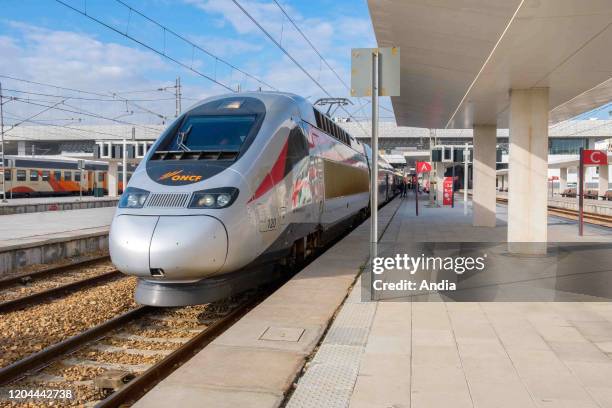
0 0 392 126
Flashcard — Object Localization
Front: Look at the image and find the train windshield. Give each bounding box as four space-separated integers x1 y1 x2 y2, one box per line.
168 115 256 152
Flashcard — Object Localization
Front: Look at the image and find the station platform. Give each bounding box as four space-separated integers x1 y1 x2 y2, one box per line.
288 197 612 408
0 207 115 275
0 195 119 215
135 195 612 408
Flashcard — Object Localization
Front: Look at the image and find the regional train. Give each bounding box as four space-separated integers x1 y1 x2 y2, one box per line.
109 92 400 306
1 155 132 196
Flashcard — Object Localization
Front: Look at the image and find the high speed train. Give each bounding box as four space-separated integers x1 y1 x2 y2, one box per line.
109 92 399 306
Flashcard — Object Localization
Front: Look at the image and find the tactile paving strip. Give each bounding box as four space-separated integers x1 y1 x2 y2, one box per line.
287 285 377 408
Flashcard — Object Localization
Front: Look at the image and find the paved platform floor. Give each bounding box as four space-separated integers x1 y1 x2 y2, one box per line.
0 207 115 249
287 196 612 408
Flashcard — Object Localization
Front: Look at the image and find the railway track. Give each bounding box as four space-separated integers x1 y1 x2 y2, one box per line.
0 290 267 407
494 196 612 228
0 256 121 313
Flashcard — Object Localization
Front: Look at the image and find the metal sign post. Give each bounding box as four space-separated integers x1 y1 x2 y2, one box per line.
351 47 400 254
415 175 419 216
451 165 455 208
463 143 469 215
579 147 584 236
371 50 379 247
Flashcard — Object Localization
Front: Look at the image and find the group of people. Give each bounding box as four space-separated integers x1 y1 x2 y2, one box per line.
398 177 418 198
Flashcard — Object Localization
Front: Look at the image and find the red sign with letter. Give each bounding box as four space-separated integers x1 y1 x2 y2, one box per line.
443 177 453 206
582 150 608 165
416 161 432 174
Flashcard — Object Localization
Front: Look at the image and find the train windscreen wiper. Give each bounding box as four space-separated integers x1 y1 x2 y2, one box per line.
151 149 239 161
177 125 193 152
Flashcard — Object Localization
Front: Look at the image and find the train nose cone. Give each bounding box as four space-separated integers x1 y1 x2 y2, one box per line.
110 215 228 280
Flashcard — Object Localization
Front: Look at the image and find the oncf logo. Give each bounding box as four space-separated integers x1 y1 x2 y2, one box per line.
158 170 202 182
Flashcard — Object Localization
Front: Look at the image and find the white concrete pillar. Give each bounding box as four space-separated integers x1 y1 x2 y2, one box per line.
436 164 445 206
508 88 549 254
473 125 497 227
108 161 119 198
559 167 568 194
599 164 609 199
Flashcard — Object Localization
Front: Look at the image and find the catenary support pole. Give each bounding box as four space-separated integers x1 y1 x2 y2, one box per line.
0 82 5 202
176 77 182 118
122 139 127 194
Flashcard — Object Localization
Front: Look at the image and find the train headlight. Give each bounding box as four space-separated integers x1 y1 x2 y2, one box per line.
199 194 216 207
217 193 231 207
189 188 239 209
119 187 149 208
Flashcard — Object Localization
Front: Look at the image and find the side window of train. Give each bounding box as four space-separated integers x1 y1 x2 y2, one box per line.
74 172 81 182
41 171 50 181
16 170 26 181
30 170 39 181
287 126 310 164
64 171 72 182
53 171 61 181
98 173 104 182
4 169 10 181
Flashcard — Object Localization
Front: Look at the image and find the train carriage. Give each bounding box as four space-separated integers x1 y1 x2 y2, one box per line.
1 156 130 197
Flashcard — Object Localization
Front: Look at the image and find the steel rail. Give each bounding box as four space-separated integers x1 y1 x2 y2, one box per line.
0 269 122 313
494 196 612 227
95 291 269 407
0 306 151 385
0 255 110 290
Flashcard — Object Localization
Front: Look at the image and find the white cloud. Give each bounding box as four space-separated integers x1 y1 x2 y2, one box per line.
0 21 218 126
184 0 376 104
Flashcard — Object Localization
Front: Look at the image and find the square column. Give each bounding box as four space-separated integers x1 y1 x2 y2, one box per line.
508 88 549 253
599 164 609 199
107 161 119 198
559 167 568 193
473 125 497 227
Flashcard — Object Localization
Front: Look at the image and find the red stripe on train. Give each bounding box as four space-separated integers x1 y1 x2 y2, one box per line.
248 139 289 203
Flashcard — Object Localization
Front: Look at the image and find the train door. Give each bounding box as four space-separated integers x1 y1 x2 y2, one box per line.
86 171 93 194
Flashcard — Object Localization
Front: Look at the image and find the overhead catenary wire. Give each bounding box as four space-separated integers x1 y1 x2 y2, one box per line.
270 0 393 119
2 111 130 140
3 88 176 103
0 75 174 121
231 0 370 138
10 97 161 133
55 0 276 94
